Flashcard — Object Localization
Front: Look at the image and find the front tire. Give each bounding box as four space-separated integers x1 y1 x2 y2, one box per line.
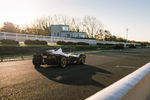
78 56 86 64
60 56 67 68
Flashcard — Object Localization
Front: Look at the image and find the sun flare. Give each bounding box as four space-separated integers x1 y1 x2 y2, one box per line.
0 0 36 26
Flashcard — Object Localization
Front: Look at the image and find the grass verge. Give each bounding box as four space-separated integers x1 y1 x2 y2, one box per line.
0 49 119 60
69 49 118 54
0 54 32 59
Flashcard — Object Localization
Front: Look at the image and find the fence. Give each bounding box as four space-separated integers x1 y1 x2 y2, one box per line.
86 62 150 100
0 32 139 45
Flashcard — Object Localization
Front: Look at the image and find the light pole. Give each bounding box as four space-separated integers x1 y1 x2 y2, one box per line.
126 28 128 42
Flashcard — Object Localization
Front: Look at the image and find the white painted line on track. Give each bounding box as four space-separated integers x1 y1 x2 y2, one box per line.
115 65 138 69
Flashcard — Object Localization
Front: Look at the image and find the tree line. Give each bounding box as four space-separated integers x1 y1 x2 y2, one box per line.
0 15 149 44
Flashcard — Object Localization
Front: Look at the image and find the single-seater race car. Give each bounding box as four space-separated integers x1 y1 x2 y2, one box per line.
32 48 86 68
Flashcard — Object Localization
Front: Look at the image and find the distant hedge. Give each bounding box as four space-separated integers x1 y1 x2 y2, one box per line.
113 44 124 49
57 41 66 45
66 42 77 45
127 44 136 48
0 39 19 45
97 43 115 49
141 44 147 46
24 39 47 45
57 41 89 45
97 43 124 49
97 43 114 46
77 42 89 45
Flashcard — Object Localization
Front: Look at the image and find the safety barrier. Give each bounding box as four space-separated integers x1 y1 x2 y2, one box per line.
86 62 150 100
0 32 139 45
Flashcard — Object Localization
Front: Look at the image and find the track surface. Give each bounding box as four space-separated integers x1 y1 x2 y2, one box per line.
1 48 150 100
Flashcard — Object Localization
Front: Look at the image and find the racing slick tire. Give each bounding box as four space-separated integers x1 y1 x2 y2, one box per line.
78 56 86 64
32 55 43 67
60 56 68 68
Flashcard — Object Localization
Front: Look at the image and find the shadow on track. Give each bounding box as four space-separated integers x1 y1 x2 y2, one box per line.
35 64 112 88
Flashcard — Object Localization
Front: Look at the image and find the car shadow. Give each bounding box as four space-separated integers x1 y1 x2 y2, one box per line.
35 64 112 88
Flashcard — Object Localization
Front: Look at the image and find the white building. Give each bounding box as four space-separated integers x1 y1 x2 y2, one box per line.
50 25 87 38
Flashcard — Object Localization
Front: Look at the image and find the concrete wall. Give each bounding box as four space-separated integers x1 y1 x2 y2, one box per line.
122 70 150 100
86 62 150 100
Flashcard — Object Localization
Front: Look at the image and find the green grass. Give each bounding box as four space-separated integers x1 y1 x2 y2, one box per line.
20 42 59 47
0 41 121 48
66 49 119 54
147 45 150 47
68 50 101 54
0 54 32 59
0 49 119 59
1 41 99 47
51 44 99 48
48 43 61 46
0 42 19 47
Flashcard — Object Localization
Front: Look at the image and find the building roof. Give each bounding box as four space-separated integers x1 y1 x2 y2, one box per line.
51 25 69 27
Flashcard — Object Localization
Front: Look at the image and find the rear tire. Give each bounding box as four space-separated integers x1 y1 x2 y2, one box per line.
33 55 42 67
60 56 67 68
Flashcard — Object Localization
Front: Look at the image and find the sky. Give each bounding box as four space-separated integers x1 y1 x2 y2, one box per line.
0 0 150 41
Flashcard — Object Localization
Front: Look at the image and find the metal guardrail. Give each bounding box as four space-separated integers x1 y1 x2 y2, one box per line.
86 62 150 100
0 32 140 45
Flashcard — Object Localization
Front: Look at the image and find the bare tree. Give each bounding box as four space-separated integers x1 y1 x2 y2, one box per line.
82 16 103 38
22 15 105 39
0 22 20 33
0 15 135 43
103 30 111 41
94 29 104 40
52 15 65 25
69 18 81 32
31 16 52 35
61 16 71 25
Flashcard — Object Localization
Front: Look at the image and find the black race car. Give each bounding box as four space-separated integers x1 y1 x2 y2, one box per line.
32 48 86 68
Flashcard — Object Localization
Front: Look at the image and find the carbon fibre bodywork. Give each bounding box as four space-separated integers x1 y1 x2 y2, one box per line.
32 48 86 68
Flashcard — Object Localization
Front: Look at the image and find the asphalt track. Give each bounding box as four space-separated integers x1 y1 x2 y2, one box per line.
1 48 150 100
